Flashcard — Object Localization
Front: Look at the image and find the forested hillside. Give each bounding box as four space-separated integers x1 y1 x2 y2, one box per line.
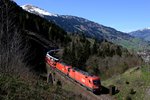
1 0 143 79
60 35 142 79
0 0 75 99
0 0 144 99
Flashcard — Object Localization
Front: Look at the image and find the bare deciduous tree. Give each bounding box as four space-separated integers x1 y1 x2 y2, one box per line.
0 0 30 76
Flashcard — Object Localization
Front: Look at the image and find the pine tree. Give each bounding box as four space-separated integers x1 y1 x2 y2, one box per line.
92 40 98 54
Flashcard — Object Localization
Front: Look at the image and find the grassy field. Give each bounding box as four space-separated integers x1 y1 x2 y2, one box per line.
102 65 150 100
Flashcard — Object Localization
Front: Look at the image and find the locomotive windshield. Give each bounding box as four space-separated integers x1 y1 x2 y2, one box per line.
93 80 100 85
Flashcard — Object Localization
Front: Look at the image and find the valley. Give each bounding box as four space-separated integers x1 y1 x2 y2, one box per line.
0 0 150 100
22 5 150 51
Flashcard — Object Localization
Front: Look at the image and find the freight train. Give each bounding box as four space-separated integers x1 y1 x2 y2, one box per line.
45 50 101 93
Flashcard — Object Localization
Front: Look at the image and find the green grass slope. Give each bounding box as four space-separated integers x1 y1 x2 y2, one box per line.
102 66 150 100
113 38 150 51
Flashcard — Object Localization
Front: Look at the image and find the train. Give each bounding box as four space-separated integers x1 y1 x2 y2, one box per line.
45 50 101 93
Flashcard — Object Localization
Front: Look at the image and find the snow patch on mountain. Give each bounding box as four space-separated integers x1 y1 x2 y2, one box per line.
145 27 150 30
138 27 150 31
21 5 58 17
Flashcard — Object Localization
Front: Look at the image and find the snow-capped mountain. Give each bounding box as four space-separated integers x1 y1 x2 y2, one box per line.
22 4 150 50
129 28 150 41
22 5 132 39
21 5 58 17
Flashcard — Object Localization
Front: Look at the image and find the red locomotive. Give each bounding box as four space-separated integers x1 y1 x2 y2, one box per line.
69 68 101 92
46 50 101 93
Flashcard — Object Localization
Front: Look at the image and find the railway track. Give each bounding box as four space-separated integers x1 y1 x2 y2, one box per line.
46 63 113 100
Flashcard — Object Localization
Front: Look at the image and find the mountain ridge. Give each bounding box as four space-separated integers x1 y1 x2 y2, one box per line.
21 4 150 51
129 28 150 41
21 4 132 39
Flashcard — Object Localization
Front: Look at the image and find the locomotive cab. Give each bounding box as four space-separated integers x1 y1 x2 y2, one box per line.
93 79 101 86
91 77 101 93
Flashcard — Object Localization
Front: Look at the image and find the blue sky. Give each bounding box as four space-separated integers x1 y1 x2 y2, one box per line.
15 0 150 32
